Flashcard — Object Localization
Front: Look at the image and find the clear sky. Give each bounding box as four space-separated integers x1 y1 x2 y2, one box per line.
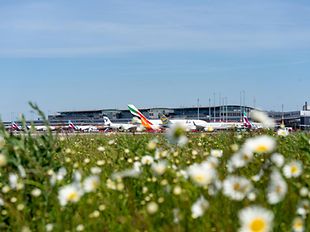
0 0 310 121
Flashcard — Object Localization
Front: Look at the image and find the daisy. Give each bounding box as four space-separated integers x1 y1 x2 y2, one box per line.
0 153 7 167
58 184 83 206
166 123 188 147
83 175 100 193
270 153 285 167
277 129 289 137
191 196 209 218
292 217 304 232
146 202 158 214
296 200 309 217
243 136 276 154
250 110 275 128
223 175 253 201
238 205 274 232
141 155 154 165
283 160 303 178
151 160 167 176
210 149 223 158
267 170 287 204
187 161 216 186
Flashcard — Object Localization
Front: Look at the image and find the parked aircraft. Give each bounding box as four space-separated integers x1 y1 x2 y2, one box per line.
68 121 98 132
103 116 141 132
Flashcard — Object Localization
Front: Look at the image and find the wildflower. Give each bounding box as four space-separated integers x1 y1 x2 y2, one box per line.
58 184 83 206
2 185 10 193
228 149 253 171
45 224 54 232
247 192 257 201
83 176 100 193
31 188 42 197
146 202 158 214
283 160 303 178
17 204 25 211
223 175 252 201
238 205 274 232
151 160 167 175
76 224 85 231
173 186 182 195
166 123 188 147
270 153 285 167
56 167 67 181
83 158 90 164
187 161 216 186
277 129 289 137
0 154 7 167
97 146 105 152
9 173 18 189
191 196 209 219
147 140 157 150
89 210 100 218
299 187 309 197
243 136 276 154
210 149 223 158
108 139 115 145
141 155 154 165
292 217 304 232
99 204 106 211
96 160 105 166
90 167 102 174
267 170 287 204
250 110 275 128
296 200 309 217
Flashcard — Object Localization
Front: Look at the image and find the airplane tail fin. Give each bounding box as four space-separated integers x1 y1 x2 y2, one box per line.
128 104 153 129
103 116 112 126
11 121 20 131
243 112 252 128
68 120 77 130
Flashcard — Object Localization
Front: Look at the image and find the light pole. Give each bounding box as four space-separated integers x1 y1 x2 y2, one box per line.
197 98 200 120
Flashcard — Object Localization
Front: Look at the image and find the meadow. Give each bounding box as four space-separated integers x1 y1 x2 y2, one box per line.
0 118 309 231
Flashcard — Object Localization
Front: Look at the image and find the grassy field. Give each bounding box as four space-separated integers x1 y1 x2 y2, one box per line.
0 123 309 231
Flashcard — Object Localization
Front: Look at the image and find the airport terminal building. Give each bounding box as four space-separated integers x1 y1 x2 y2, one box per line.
47 102 310 130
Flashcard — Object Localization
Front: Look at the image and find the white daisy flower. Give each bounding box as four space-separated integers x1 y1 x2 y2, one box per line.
166 123 188 147
90 167 102 175
191 196 209 219
83 175 100 193
250 110 275 128
97 146 105 152
31 188 42 197
296 200 309 217
56 167 67 181
292 217 304 232
277 129 289 137
267 170 287 204
146 202 158 214
299 187 309 197
141 155 154 165
283 160 303 178
238 205 274 232
187 161 216 187
228 149 254 171
223 175 253 201
151 160 167 176
210 149 223 158
243 136 276 154
9 173 18 189
58 184 83 206
270 153 285 167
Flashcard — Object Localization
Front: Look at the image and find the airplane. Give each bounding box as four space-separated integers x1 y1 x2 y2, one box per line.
68 120 98 132
102 116 141 132
9 122 23 131
241 112 262 130
128 104 210 131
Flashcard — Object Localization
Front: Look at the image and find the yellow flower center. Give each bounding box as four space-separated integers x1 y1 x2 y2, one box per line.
233 183 241 191
194 174 206 184
255 145 268 153
291 165 298 174
250 217 266 232
67 192 78 201
293 218 303 229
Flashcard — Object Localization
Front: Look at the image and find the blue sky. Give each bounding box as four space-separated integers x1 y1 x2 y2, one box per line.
0 0 310 121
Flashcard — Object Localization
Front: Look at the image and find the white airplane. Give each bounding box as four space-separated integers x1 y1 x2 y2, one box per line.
68 121 98 132
103 117 141 132
128 104 212 131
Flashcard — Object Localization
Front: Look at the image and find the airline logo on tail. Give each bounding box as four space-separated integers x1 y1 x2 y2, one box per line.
128 104 153 129
243 112 253 128
68 120 78 130
11 122 21 131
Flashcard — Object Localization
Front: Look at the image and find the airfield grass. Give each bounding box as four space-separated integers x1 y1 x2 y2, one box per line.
0 127 309 231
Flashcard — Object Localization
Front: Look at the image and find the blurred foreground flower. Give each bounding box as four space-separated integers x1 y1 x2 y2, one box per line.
238 205 274 232
166 123 188 147
187 161 217 186
223 176 252 201
191 196 209 219
250 110 275 128
243 136 276 154
283 160 303 178
267 170 287 204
